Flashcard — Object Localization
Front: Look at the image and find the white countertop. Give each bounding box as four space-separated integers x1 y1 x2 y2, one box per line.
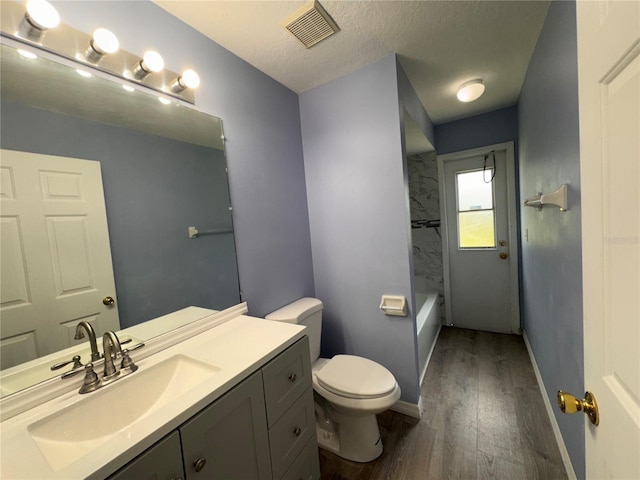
0 314 306 479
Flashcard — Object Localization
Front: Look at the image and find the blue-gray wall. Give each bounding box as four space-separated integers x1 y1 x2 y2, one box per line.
1 100 239 328
300 55 432 404
52 1 315 317
518 1 583 478
434 106 518 155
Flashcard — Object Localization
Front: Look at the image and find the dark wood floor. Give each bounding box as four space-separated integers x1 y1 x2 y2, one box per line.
319 327 568 480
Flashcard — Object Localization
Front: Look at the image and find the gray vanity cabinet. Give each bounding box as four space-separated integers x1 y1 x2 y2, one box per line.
261 336 319 480
179 370 272 479
106 337 319 480
107 431 184 480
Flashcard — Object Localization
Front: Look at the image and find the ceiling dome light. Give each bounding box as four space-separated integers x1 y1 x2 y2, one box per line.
18 0 60 41
131 50 164 80
84 28 119 63
457 80 485 103
170 69 200 93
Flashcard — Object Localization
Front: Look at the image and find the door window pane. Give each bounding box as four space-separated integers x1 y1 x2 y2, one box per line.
456 170 496 248
458 211 496 248
457 170 493 211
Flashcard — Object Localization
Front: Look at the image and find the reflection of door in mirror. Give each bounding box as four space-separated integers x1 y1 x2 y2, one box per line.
1 150 119 369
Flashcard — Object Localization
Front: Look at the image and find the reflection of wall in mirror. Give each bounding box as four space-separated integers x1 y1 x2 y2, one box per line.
1 99 241 329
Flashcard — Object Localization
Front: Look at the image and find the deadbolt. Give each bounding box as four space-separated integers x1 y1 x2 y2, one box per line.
499 240 507 246
499 253 508 259
557 390 599 426
102 296 115 306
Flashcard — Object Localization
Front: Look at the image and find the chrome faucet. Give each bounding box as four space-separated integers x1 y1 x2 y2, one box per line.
102 331 123 380
74 321 102 361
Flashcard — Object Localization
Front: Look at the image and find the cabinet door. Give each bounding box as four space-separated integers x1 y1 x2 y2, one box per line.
180 371 272 480
107 431 184 480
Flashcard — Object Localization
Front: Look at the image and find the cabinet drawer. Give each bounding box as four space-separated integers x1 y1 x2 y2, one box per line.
280 435 320 480
262 336 312 426
268 387 315 480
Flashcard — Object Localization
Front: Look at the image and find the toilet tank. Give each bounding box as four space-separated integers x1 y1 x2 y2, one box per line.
265 298 323 363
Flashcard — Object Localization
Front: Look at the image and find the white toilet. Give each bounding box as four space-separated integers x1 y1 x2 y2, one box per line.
266 297 401 463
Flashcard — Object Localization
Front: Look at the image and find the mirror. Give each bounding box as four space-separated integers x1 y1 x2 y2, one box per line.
0 42 241 395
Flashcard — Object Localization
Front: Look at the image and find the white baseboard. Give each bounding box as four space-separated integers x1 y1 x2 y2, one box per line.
391 397 422 419
522 330 577 480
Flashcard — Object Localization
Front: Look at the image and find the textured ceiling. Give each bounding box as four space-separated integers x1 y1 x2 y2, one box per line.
154 0 550 125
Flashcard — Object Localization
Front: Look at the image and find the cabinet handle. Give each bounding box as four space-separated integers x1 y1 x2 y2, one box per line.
288 373 297 382
293 426 302 437
193 457 207 472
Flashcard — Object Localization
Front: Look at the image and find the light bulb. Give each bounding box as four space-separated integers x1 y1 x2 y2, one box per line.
25 0 60 30
181 70 200 89
142 51 164 73
131 51 165 80
170 69 200 93
456 80 485 103
84 28 119 63
92 28 119 54
18 0 60 41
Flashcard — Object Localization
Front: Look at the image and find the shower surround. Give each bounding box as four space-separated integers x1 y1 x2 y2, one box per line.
408 152 443 292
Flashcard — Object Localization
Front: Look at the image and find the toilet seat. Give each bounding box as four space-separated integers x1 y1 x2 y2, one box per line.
316 355 397 399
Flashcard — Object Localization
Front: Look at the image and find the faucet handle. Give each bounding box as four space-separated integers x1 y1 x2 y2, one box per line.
51 355 83 371
79 363 101 394
127 342 145 352
120 343 145 373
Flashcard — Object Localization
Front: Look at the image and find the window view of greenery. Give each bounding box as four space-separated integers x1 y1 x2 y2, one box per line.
456 170 496 248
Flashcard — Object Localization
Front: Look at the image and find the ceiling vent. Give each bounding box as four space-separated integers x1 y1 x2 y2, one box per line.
281 1 340 49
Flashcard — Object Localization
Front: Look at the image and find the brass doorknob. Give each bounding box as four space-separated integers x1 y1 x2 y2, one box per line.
499 253 508 259
102 296 115 306
557 390 599 426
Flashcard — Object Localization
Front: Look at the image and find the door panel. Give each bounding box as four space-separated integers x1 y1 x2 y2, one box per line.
0 150 119 367
440 147 519 334
577 1 640 478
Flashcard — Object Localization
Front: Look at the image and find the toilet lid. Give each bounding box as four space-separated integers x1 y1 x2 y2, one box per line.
316 355 397 399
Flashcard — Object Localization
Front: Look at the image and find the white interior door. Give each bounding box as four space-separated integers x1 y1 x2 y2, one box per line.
0 150 119 368
576 1 640 478
438 143 520 334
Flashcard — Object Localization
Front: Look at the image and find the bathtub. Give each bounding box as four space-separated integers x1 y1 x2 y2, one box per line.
414 276 442 384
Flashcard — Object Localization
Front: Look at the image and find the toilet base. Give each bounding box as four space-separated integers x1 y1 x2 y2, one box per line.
316 404 383 463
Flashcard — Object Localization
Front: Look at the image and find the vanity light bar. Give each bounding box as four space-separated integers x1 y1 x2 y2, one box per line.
0 1 198 104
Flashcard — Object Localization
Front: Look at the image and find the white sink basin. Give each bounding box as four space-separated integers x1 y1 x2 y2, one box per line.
28 354 219 471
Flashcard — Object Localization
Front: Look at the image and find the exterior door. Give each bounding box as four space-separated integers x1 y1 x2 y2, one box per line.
0 150 119 368
576 1 640 478
438 142 519 334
